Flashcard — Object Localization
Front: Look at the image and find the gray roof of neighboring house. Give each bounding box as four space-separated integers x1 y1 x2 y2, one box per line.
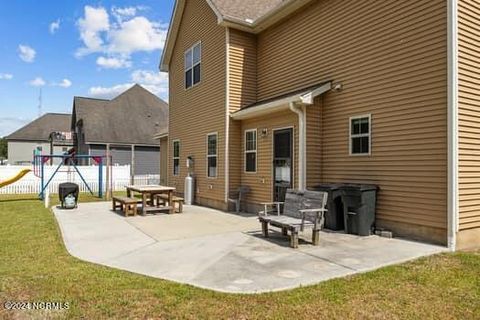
5 113 72 142
209 0 286 22
72 84 168 146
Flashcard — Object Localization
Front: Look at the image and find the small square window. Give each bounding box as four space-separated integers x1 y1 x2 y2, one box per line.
350 115 371 155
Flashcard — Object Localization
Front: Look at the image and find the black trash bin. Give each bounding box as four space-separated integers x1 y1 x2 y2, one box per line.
340 184 378 236
58 183 79 209
310 184 345 231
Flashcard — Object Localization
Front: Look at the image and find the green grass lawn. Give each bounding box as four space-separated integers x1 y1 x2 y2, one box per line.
0 194 479 319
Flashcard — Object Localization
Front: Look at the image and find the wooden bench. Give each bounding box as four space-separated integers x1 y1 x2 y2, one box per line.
155 194 184 213
258 190 327 248
112 196 141 217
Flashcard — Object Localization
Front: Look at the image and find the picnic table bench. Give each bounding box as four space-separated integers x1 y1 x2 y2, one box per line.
112 196 141 217
258 190 327 248
155 194 184 213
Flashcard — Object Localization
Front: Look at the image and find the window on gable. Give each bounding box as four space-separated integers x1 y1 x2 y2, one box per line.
207 133 217 178
350 115 371 155
185 42 201 89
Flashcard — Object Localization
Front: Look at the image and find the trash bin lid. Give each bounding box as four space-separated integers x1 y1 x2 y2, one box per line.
311 183 344 191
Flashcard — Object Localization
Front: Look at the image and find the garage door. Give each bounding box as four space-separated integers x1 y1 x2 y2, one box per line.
110 146 132 166
134 146 160 175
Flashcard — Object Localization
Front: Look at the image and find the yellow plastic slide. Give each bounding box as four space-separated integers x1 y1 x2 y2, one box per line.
0 169 32 188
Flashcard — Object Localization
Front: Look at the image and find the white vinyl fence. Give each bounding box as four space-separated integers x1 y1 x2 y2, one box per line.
0 165 160 195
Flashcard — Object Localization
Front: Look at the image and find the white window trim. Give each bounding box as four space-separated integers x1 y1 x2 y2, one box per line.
349 114 371 156
184 41 202 90
206 132 218 178
244 128 257 173
172 139 180 176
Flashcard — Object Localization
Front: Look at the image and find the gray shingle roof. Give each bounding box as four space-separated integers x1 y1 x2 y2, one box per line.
209 0 287 23
72 84 168 146
5 113 72 141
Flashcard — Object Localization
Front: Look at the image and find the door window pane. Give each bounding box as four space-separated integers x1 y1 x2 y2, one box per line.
246 153 256 172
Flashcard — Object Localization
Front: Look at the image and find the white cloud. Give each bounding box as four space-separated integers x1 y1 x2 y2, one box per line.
108 17 167 54
75 5 167 63
131 70 168 85
55 79 72 88
0 73 13 80
49 19 60 34
76 6 110 56
88 83 135 99
18 45 36 63
29 77 46 87
88 69 168 100
111 6 138 22
96 56 131 69
0 117 30 137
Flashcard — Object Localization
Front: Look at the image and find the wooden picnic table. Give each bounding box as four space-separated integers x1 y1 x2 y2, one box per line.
126 185 176 215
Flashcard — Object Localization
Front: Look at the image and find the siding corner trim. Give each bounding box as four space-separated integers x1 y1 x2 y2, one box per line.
447 0 459 251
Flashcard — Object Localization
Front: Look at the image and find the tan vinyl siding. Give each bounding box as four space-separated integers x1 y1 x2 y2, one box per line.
255 0 448 242
168 0 226 207
228 29 258 196
458 0 480 230
240 110 298 205
228 29 257 112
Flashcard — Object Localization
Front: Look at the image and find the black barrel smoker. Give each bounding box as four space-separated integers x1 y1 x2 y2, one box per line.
58 183 79 209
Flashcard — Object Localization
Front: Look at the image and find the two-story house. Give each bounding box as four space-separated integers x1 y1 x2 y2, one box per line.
159 0 480 250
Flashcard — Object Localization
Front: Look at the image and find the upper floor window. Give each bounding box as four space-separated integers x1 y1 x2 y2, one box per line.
350 115 371 155
245 129 257 172
173 140 180 176
185 42 201 89
207 133 217 178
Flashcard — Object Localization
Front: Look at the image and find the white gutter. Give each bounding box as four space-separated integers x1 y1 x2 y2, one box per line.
447 0 458 251
289 102 306 191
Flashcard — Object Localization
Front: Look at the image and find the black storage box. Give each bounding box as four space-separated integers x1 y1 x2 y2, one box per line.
58 182 79 209
340 184 378 236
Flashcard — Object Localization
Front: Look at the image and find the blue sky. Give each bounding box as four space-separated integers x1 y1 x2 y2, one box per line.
0 0 174 137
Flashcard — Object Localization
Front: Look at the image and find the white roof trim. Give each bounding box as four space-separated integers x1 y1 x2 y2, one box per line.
231 82 331 120
160 0 185 72
154 132 169 139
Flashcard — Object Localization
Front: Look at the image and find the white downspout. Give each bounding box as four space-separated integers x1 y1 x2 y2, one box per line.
289 102 306 191
447 0 458 251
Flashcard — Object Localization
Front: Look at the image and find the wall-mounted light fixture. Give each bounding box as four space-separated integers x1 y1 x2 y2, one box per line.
332 83 343 92
261 128 268 137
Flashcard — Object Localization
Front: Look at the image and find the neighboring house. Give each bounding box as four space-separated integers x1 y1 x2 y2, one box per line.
5 113 73 165
159 0 480 250
71 84 168 176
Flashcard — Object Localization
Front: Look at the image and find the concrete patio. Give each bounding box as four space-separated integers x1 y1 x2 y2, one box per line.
53 202 447 294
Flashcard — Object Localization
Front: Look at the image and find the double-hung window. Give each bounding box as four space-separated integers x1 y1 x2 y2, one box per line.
173 140 180 176
245 129 257 172
185 42 201 89
350 115 371 155
207 133 217 178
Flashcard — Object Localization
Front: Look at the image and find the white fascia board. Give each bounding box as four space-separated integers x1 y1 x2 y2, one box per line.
300 82 332 104
232 82 331 120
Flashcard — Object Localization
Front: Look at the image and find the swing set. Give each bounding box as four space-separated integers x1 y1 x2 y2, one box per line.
33 153 112 200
